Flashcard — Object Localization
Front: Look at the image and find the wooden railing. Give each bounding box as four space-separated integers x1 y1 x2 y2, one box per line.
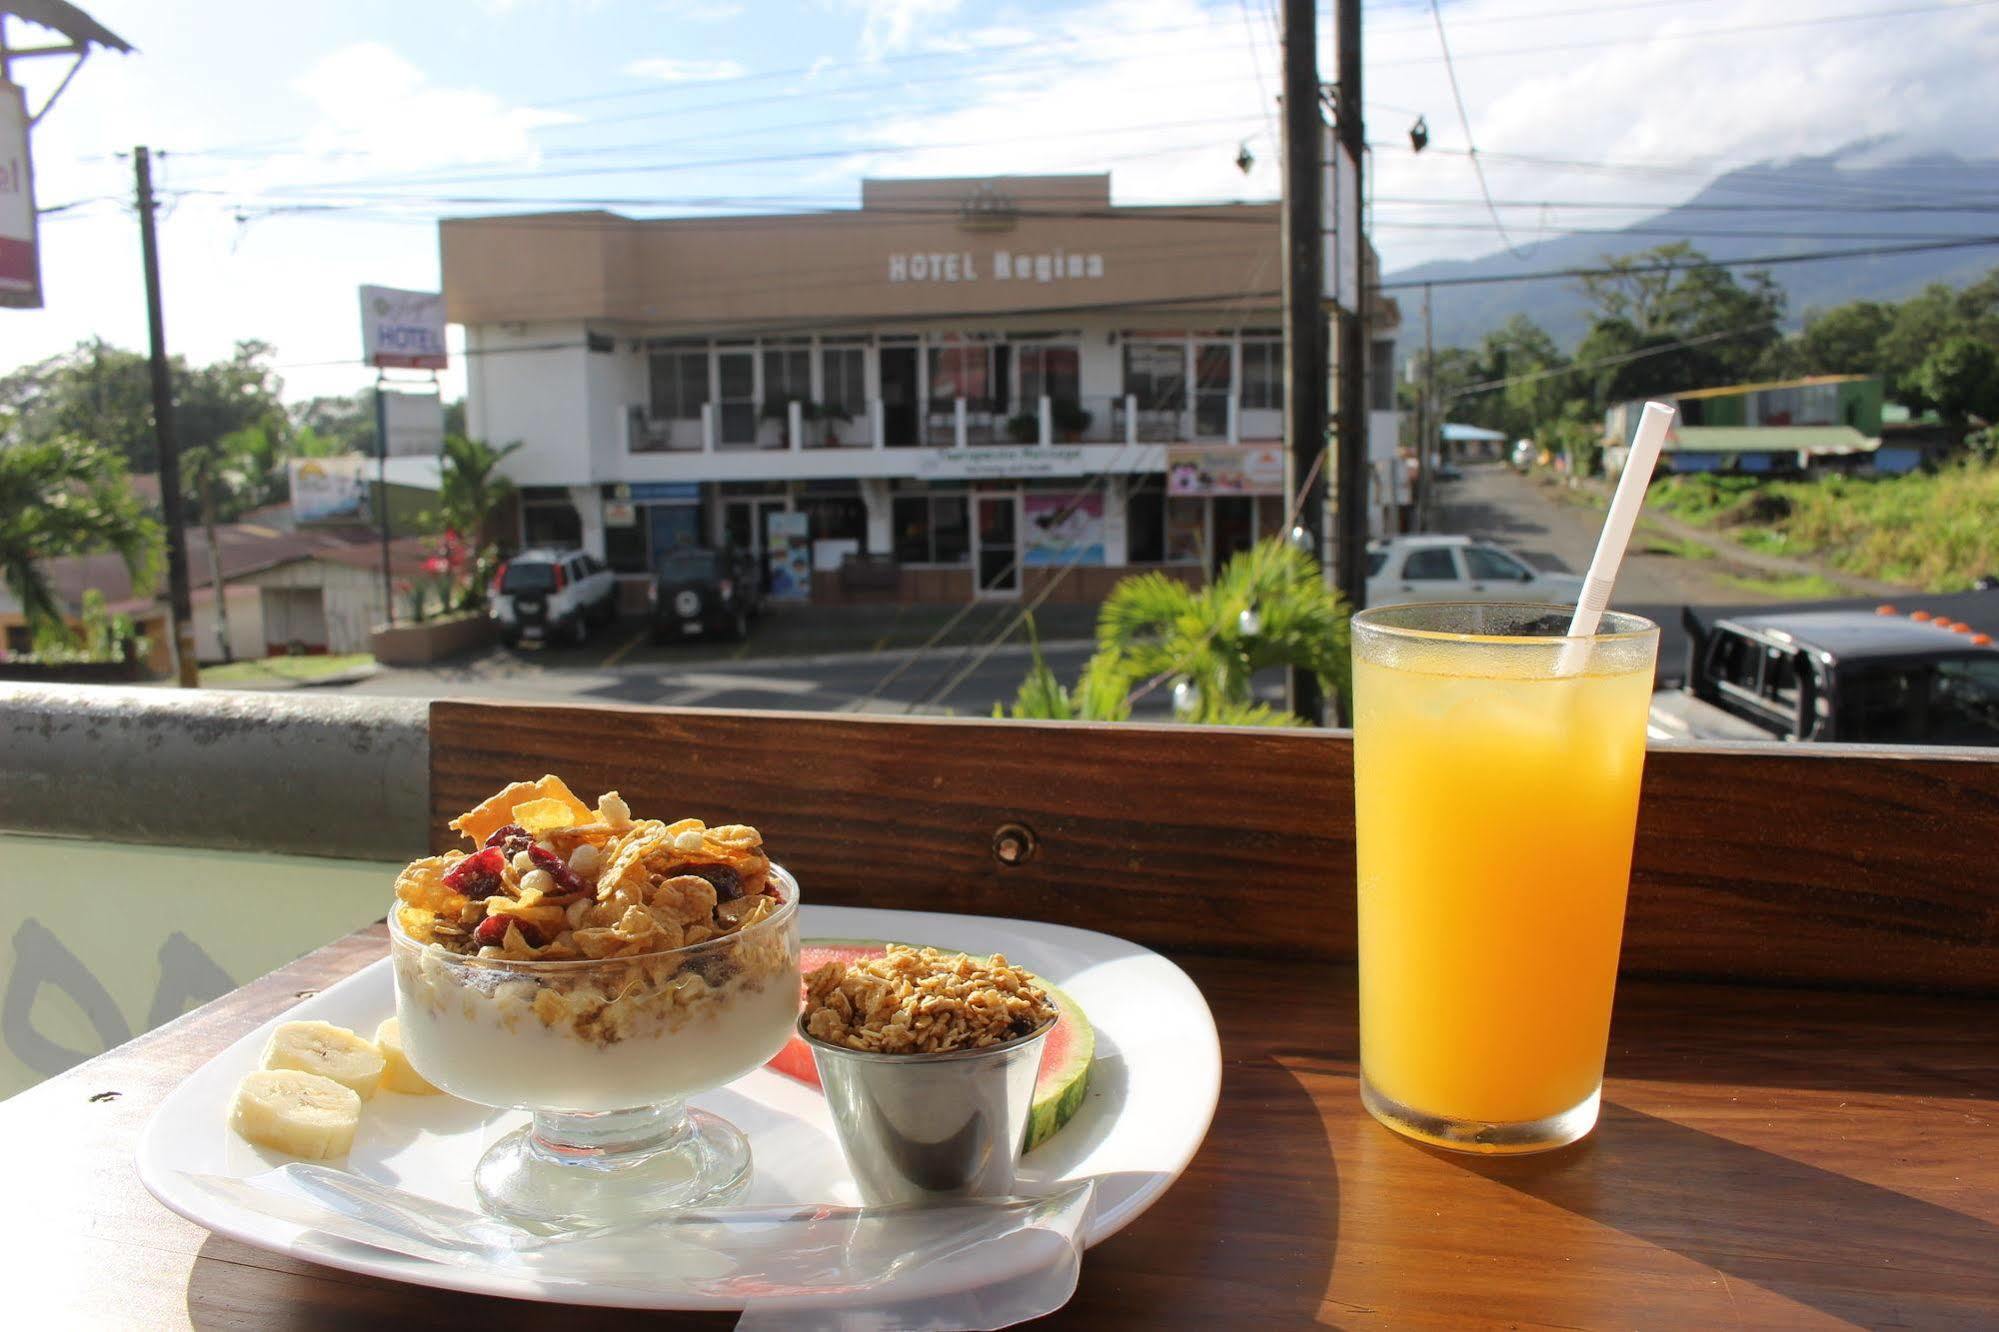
432 702 1999 994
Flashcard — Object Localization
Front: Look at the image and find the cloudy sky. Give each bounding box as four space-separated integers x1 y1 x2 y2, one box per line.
3 0 1995 402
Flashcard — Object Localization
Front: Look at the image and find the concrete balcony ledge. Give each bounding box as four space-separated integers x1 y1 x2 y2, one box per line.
0 684 429 862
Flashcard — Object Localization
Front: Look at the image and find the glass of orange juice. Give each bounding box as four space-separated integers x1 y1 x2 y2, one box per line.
1351 602 1659 1153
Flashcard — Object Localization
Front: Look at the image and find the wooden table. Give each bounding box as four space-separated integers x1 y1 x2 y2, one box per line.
8 701 1998 1327
6 921 1995 1329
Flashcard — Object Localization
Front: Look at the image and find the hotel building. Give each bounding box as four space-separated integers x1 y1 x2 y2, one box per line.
441 174 1400 604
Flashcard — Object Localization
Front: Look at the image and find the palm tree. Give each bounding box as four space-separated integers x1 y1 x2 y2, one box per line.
998 537 1349 726
435 435 522 610
0 435 163 645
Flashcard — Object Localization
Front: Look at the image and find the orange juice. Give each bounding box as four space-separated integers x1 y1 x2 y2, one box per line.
1351 604 1658 1152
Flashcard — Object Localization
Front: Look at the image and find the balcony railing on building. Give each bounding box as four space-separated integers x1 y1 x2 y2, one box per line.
627 394 1282 454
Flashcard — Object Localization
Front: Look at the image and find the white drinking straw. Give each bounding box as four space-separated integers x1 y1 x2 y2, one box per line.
1556 400 1677 674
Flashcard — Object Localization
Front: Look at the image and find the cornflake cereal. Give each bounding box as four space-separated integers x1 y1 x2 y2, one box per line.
803 945 1057 1054
394 774 778 963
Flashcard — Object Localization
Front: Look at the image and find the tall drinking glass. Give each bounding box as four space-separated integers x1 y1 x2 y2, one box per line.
1351 603 1660 1154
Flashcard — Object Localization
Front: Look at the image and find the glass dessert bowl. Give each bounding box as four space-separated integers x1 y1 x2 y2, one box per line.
386 776 801 1229
390 869 799 1227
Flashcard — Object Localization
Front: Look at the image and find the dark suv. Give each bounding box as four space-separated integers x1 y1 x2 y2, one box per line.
1650 607 1999 745
650 546 762 642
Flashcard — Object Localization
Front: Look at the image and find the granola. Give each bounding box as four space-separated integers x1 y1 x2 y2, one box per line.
802 945 1057 1054
393 775 780 962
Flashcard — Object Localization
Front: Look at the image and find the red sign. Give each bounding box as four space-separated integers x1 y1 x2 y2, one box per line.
0 83 41 309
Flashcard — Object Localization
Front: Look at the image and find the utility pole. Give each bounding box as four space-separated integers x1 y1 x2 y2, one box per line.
1415 283 1435 531
375 377 395 626
1280 0 1327 724
1331 0 1369 624
135 146 199 688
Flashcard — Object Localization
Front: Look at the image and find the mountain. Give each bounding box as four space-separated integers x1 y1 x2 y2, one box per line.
1383 153 1999 351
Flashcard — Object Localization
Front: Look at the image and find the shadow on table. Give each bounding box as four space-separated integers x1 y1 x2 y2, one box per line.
1063 1050 1340 1326
1440 1101 1999 1329
186 1230 736 1329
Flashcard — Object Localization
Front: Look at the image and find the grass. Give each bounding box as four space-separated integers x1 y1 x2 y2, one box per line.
1647 458 1999 592
201 652 375 686
1716 571 1845 600
1640 531 1718 561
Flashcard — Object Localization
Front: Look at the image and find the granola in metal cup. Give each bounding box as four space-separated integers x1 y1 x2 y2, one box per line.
802 945 1057 1054
390 775 800 1112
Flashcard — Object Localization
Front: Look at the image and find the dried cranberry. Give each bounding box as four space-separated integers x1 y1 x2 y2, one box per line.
528 845 588 895
484 823 534 856
681 863 743 901
473 914 541 949
443 847 507 901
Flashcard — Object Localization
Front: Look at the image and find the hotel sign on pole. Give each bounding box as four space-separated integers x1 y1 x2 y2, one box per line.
1321 125 1360 313
360 285 448 369
0 83 42 309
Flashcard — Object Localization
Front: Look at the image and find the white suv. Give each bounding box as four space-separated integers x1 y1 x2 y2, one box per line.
1365 535 1584 606
491 548 619 647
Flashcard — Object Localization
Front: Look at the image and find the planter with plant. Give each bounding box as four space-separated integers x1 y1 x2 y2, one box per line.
1052 400 1093 442
1006 412 1039 444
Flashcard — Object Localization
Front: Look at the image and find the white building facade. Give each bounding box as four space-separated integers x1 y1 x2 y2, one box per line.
444 175 1400 604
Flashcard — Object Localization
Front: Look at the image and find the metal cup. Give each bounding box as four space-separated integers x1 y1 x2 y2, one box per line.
801 1016 1054 1206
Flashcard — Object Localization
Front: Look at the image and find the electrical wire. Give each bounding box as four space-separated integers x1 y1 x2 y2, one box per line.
1375 233 1999 290
1426 0 1522 259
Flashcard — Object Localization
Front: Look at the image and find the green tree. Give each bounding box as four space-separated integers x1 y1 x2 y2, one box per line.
1914 335 1999 425
997 538 1349 726
1574 243 1785 399
0 436 163 643
1795 300 1895 376
434 435 522 609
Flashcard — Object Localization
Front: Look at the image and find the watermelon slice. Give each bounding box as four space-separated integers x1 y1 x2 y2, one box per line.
770 938 1094 1152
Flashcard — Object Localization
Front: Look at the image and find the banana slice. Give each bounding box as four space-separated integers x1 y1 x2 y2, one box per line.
372 1017 440 1096
231 1069 362 1159
261 1020 385 1100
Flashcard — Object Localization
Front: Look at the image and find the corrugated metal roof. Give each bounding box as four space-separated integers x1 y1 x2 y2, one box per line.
1665 374 1875 402
1667 425 1873 454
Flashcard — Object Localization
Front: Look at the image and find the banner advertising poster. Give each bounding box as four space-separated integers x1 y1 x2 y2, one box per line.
1022 492 1104 566
0 83 40 308
1167 445 1285 496
765 510 812 601
289 456 369 523
381 388 445 457
360 285 448 369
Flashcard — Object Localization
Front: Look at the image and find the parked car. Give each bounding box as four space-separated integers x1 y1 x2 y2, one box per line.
650 545 762 642
491 548 618 647
1365 535 1584 606
1650 608 1999 745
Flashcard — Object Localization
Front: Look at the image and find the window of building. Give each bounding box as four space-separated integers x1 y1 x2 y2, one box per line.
521 498 582 550
762 343 812 407
892 495 970 564
1164 496 1205 563
1126 479 1165 563
799 493 867 550
1019 345 1081 405
928 341 992 405
1241 340 1281 410
648 347 709 420
821 346 866 416
1125 343 1187 410
1369 338 1397 412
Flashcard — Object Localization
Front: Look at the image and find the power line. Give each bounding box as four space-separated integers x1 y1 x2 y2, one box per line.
1426 0 1521 259
1440 323 1774 400
1376 234 1999 290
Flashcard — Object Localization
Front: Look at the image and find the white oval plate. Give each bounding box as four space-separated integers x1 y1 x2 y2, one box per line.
136 905 1220 1311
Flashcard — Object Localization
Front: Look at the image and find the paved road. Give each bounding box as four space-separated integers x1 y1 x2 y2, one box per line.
1430 463 1784 607
335 634 1138 718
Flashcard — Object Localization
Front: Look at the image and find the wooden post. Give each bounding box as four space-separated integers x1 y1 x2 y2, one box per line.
134 146 198 688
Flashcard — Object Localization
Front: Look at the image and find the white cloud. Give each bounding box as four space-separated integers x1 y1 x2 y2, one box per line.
623 56 749 82
656 0 745 20
850 0 964 61
826 0 1999 275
